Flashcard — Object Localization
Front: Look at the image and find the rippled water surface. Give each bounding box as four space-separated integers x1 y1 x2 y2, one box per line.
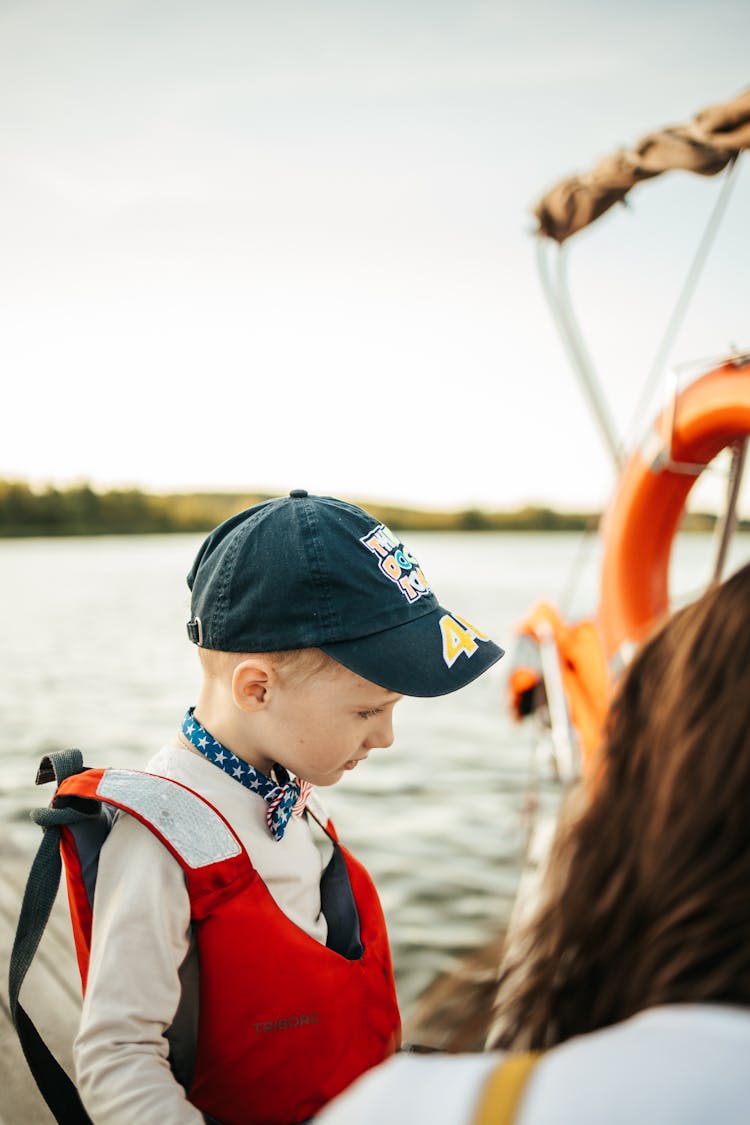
3 529 748 1010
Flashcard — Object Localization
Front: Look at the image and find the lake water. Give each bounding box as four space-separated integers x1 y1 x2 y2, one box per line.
3 529 749 1012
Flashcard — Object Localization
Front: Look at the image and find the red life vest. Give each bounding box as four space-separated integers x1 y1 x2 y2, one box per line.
56 767 401 1125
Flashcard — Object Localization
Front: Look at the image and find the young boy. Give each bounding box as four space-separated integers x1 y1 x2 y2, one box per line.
73 490 503 1125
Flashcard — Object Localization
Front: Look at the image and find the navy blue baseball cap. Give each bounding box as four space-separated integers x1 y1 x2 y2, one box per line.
186 490 504 697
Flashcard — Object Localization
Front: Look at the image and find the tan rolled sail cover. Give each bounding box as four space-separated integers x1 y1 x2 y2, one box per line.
534 88 750 243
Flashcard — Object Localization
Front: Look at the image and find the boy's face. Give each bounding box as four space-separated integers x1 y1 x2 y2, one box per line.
268 660 403 787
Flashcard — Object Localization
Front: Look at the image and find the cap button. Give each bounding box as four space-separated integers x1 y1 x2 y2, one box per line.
289 489 308 498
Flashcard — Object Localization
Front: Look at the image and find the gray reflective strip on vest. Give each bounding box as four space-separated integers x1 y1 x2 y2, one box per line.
96 770 242 868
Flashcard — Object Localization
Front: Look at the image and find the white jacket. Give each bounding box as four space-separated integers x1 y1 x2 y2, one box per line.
315 1004 750 1125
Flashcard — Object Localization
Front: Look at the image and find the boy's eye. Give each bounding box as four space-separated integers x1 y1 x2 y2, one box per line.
358 708 383 719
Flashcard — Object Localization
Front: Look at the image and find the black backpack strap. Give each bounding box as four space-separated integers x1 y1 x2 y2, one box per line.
8 750 97 1125
34 748 88 788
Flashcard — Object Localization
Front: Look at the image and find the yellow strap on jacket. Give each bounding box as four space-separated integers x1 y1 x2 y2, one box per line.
472 1052 542 1125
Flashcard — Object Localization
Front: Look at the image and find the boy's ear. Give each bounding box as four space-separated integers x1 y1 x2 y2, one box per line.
232 658 273 712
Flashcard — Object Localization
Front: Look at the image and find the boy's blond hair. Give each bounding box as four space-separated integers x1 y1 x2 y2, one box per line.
198 646 335 684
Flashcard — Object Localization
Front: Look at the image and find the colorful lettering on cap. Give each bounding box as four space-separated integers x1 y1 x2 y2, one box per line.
359 524 432 604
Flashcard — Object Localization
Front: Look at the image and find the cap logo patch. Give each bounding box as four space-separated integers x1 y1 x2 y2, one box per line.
439 613 490 668
360 524 431 604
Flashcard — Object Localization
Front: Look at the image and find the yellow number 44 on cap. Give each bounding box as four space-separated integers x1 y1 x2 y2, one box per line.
439 613 489 668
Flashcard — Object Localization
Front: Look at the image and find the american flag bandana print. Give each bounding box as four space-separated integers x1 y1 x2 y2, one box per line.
181 708 313 842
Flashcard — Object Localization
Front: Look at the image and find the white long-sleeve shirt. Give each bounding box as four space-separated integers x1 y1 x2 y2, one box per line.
314 1003 750 1125
74 742 331 1125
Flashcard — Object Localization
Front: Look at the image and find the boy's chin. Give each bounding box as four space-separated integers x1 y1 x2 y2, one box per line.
312 763 356 786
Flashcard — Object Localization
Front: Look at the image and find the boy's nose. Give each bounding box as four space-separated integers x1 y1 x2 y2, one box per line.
364 717 395 751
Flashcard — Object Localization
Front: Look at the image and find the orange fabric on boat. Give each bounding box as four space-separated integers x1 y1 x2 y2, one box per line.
598 361 750 665
514 602 610 770
508 666 542 720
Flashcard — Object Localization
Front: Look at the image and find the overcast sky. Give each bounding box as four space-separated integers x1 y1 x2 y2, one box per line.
3 0 749 512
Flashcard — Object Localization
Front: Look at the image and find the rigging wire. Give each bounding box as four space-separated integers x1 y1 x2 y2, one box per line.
535 237 620 616
535 238 622 471
710 437 748 585
620 156 742 453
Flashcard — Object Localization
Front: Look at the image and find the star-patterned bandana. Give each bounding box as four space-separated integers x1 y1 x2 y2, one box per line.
181 708 313 842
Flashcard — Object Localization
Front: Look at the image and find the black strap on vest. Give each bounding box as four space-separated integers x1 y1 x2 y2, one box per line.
8 750 96 1125
305 805 364 960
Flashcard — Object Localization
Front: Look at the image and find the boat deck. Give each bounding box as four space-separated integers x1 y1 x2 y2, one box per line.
0 841 81 1124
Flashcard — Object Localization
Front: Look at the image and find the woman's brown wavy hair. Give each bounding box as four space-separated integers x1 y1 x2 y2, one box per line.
490 560 750 1050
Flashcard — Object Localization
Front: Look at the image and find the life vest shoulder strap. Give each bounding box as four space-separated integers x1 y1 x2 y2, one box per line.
58 767 245 872
472 1051 542 1125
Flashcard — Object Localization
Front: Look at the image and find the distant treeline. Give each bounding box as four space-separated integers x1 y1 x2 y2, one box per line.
0 479 744 537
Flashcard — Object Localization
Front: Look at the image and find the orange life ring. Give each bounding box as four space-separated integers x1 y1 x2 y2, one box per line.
598 359 750 666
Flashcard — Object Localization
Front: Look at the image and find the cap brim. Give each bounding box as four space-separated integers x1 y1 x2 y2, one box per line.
320 604 504 697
